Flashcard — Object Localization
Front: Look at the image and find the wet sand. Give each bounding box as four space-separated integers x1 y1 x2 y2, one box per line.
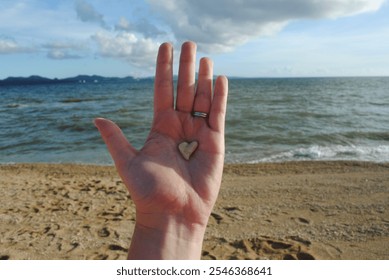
0 161 388 260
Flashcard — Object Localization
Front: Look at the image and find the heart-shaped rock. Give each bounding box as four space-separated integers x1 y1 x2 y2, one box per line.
178 141 199 160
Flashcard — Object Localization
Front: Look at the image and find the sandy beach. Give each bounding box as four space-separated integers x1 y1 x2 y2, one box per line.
0 161 388 260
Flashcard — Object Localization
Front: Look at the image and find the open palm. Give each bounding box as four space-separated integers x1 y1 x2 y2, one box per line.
95 42 228 255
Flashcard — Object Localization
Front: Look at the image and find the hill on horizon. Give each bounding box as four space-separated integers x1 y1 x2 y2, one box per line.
0 75 152 86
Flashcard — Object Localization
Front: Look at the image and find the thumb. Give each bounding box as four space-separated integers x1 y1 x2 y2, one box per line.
94 118 137 165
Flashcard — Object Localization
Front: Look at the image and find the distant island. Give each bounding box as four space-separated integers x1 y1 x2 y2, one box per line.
0 75 153 86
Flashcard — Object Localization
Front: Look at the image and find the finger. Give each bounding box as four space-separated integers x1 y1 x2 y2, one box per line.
193 57 213 114
209 76 228 133
94 118 137 165
154 42 174 114
176 41 197 113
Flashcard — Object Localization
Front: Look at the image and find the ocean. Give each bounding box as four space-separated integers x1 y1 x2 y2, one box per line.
1 77 388 164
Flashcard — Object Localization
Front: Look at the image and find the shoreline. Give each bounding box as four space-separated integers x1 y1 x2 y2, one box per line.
1 161 388 260
1 159 389 169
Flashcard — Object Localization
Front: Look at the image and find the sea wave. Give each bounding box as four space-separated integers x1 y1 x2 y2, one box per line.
252 144 389 163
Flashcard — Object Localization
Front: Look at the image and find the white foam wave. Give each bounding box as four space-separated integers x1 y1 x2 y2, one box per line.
253 144 389 163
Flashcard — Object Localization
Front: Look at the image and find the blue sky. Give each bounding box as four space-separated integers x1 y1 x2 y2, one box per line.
1 0 388 79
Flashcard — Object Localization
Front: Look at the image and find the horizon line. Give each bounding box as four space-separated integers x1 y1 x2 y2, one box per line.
1 74 389 81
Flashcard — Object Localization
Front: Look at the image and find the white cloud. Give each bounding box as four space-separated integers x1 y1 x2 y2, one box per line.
0 37 33 54
115 17 166 38
0 38 21 53
47 50 82 59
43 42 86 60
75 0 107 28
92 31 159 68
146 0 386 53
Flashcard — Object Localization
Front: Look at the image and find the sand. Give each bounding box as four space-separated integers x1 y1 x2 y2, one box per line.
0 161 388 260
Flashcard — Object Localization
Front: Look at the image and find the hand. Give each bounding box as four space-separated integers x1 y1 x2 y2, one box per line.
95 41 228 259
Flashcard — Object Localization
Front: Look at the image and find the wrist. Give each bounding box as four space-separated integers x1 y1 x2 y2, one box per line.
128 213 207 260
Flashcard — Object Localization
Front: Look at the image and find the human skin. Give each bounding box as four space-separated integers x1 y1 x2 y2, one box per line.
95 41 228 259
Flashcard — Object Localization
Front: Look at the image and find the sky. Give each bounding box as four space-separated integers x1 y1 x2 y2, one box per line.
1 0 389 79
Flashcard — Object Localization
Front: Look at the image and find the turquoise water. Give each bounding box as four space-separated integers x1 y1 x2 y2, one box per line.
1 77 388 164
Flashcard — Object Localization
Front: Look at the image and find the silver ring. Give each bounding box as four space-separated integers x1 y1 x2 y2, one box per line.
192 111 208 118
